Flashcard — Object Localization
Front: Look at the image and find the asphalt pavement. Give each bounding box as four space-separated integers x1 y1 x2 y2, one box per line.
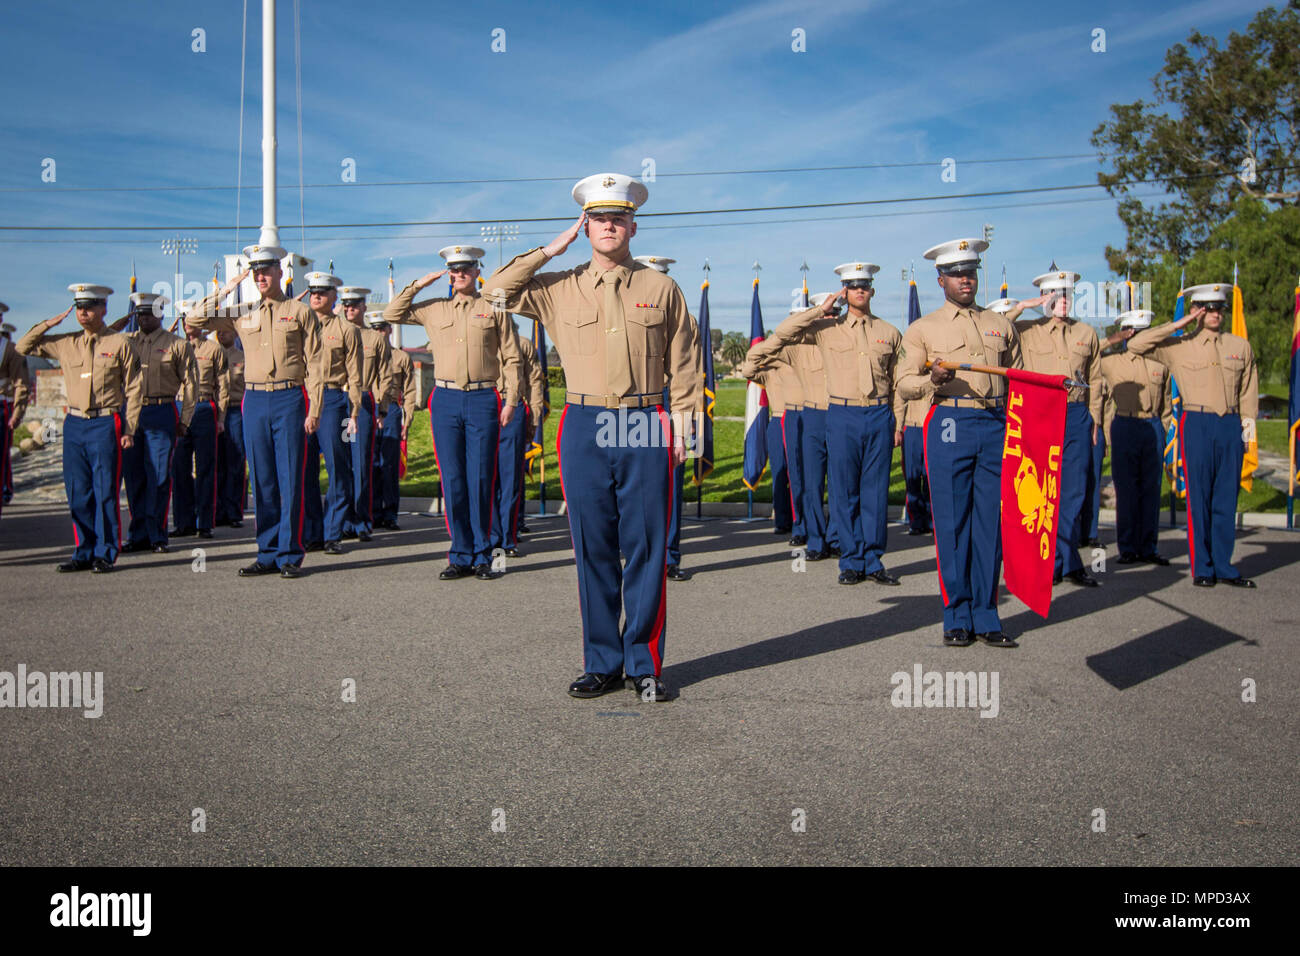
1 501 1295 866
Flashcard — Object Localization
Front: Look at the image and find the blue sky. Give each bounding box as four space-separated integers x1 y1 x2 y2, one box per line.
0 0 1275 342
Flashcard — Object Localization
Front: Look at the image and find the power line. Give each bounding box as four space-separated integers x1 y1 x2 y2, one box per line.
0 154 1101 194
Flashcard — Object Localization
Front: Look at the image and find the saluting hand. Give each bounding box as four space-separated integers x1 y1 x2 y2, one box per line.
416 269 449 290
296 289 310 302
542 214 586 258
47 306 74 327
821 290 846 316
1177 306 1204 329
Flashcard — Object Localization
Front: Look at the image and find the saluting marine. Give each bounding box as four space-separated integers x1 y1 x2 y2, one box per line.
18 284 142 572
340 286 393 541
368 317 417 531
1100 309 1172 566
1125 283 1259 588
1006 269 1103 587
385 244 522 580
486 173 700 701
109 292 198 554
172 318 229 540
895 239 1022 648
742 262 903 586
186 245 323 578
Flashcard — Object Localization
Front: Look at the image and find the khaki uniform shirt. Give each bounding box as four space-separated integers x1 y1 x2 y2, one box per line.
1013 317 1102 422
750 305 901 406
384 347 418 429
189 335 230 418
0 339 31 423
502 335 547 415
1126 324 1258 419
18 323 143 433
186 291 323 416
384 283 521 405
893 392 933 430
125 328 197 428
1100 350 1172 433
224 344 246 408
896 300 1022 404
739 335 826 409
357 324 395 409
317 313 364 411
485 248 697 415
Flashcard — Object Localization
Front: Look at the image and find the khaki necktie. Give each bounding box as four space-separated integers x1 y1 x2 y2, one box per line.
853 317 875 398
599 272 633 397
454 298 470 388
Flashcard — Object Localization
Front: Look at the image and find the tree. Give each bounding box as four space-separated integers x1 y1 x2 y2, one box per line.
710 328 723 355
1092 1 1300 275
721 331 749 368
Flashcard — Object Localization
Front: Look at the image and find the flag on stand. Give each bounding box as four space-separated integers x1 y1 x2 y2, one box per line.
284 259 294 299
998 264 1008 302
742 276 769 491
908 265 922 324
1163 271 1187 497
1289 276 1300 498
1231 263 1258 492
525 320 550 477
1001 367 1070 617
388 259 400 348
693 277 715 484
125 260 139 333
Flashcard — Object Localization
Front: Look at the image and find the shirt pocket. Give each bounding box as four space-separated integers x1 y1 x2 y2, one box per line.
273 320 302 370
1068 342 1093 379
625 306 666 357
1222 356 1246 398
559 308 599 357
823 328 856 373
92 350 122 400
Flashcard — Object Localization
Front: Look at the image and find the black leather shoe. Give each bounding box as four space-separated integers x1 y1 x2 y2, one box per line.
304 540 324 553
1193 576 1216 587
867 569 900 586
1084 537 1101 547
828 546 842 558
473 563 498 580
439 564 473 580
504 547 522 558
120 540 149 554
567 672 623 699
943 629 974 647
977 631 1019 648
1066 569 1100 587
838 570 864 585
341 530 358 540
788 535 807 547
173 526 196 537
774 526 792 535
91 558 114 573
57 559 93 572
151 544 170 554
358 531 373 542
804 549 829 561
229 519 243 528
238 561 278 577
1140 553 1171 566
323 541 344 555
1116 553 1140 565
1052 571 1062 585
279 563 303 579
1222 576 1256 588
667 565 690 581
516 523 530 535
907 527 932 536
628 675 673 702
198 529 214 539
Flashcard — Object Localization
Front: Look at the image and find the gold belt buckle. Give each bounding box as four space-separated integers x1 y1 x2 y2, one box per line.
604 394 620 409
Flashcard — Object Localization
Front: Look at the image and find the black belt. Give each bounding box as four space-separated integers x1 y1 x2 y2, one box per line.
567 392 660 409
246 380 300 392
142 396 176 406
1115 413 1159 421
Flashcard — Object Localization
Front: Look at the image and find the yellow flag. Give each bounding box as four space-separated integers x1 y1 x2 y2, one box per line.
1232 283 1257 492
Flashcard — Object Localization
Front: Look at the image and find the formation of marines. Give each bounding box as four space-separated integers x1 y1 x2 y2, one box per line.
5 173 1262 697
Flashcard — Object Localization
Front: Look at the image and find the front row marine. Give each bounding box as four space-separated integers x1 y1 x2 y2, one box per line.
108 292 199 554
385 244 523 581
1124 283 1259 588
741 262 903 586
0 308 32 520
189 244 323 578
17 284 143 572
487 173 701 702
896 238 1022 648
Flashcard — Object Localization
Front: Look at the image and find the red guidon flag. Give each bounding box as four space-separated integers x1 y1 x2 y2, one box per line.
1001 368 1068 617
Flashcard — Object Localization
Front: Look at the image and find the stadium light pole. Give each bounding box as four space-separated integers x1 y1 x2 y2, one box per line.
161 237 198 324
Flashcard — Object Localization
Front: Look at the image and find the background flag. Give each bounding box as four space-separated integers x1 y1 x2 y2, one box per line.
1232 262 1258 492
998 263 1008 302
125 259 139 334
526 320 550 477
387 259 400 348
742 276 768 491
908 265 922 325
694 277 715 484
1163 270 1187 497
284 259 294 299
1289 276 1300 498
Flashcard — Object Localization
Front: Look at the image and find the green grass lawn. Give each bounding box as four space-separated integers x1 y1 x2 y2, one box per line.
395 384 1291 511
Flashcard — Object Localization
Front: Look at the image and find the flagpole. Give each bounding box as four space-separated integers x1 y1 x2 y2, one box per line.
697 260 711 520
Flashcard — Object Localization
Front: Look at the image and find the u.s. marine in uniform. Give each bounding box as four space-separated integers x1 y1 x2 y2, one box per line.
486 173 700 701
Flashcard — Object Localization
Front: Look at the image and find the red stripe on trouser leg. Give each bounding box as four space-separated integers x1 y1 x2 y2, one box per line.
210 400 219 527
922 404 949 606
1180 412 1194 577
297 387 309 553
781 414 798 523
486 390 501 540
646 407 672 676
113 413 123 551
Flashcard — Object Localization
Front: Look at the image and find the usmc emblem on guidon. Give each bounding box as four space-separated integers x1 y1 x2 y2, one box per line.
1014 456 1052 535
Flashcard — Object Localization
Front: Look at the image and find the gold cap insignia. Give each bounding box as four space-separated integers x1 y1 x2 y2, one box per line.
958 240 969 251
76 284 85 291
454 246 461 253
601 176 616 188
1058 272 1066 279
